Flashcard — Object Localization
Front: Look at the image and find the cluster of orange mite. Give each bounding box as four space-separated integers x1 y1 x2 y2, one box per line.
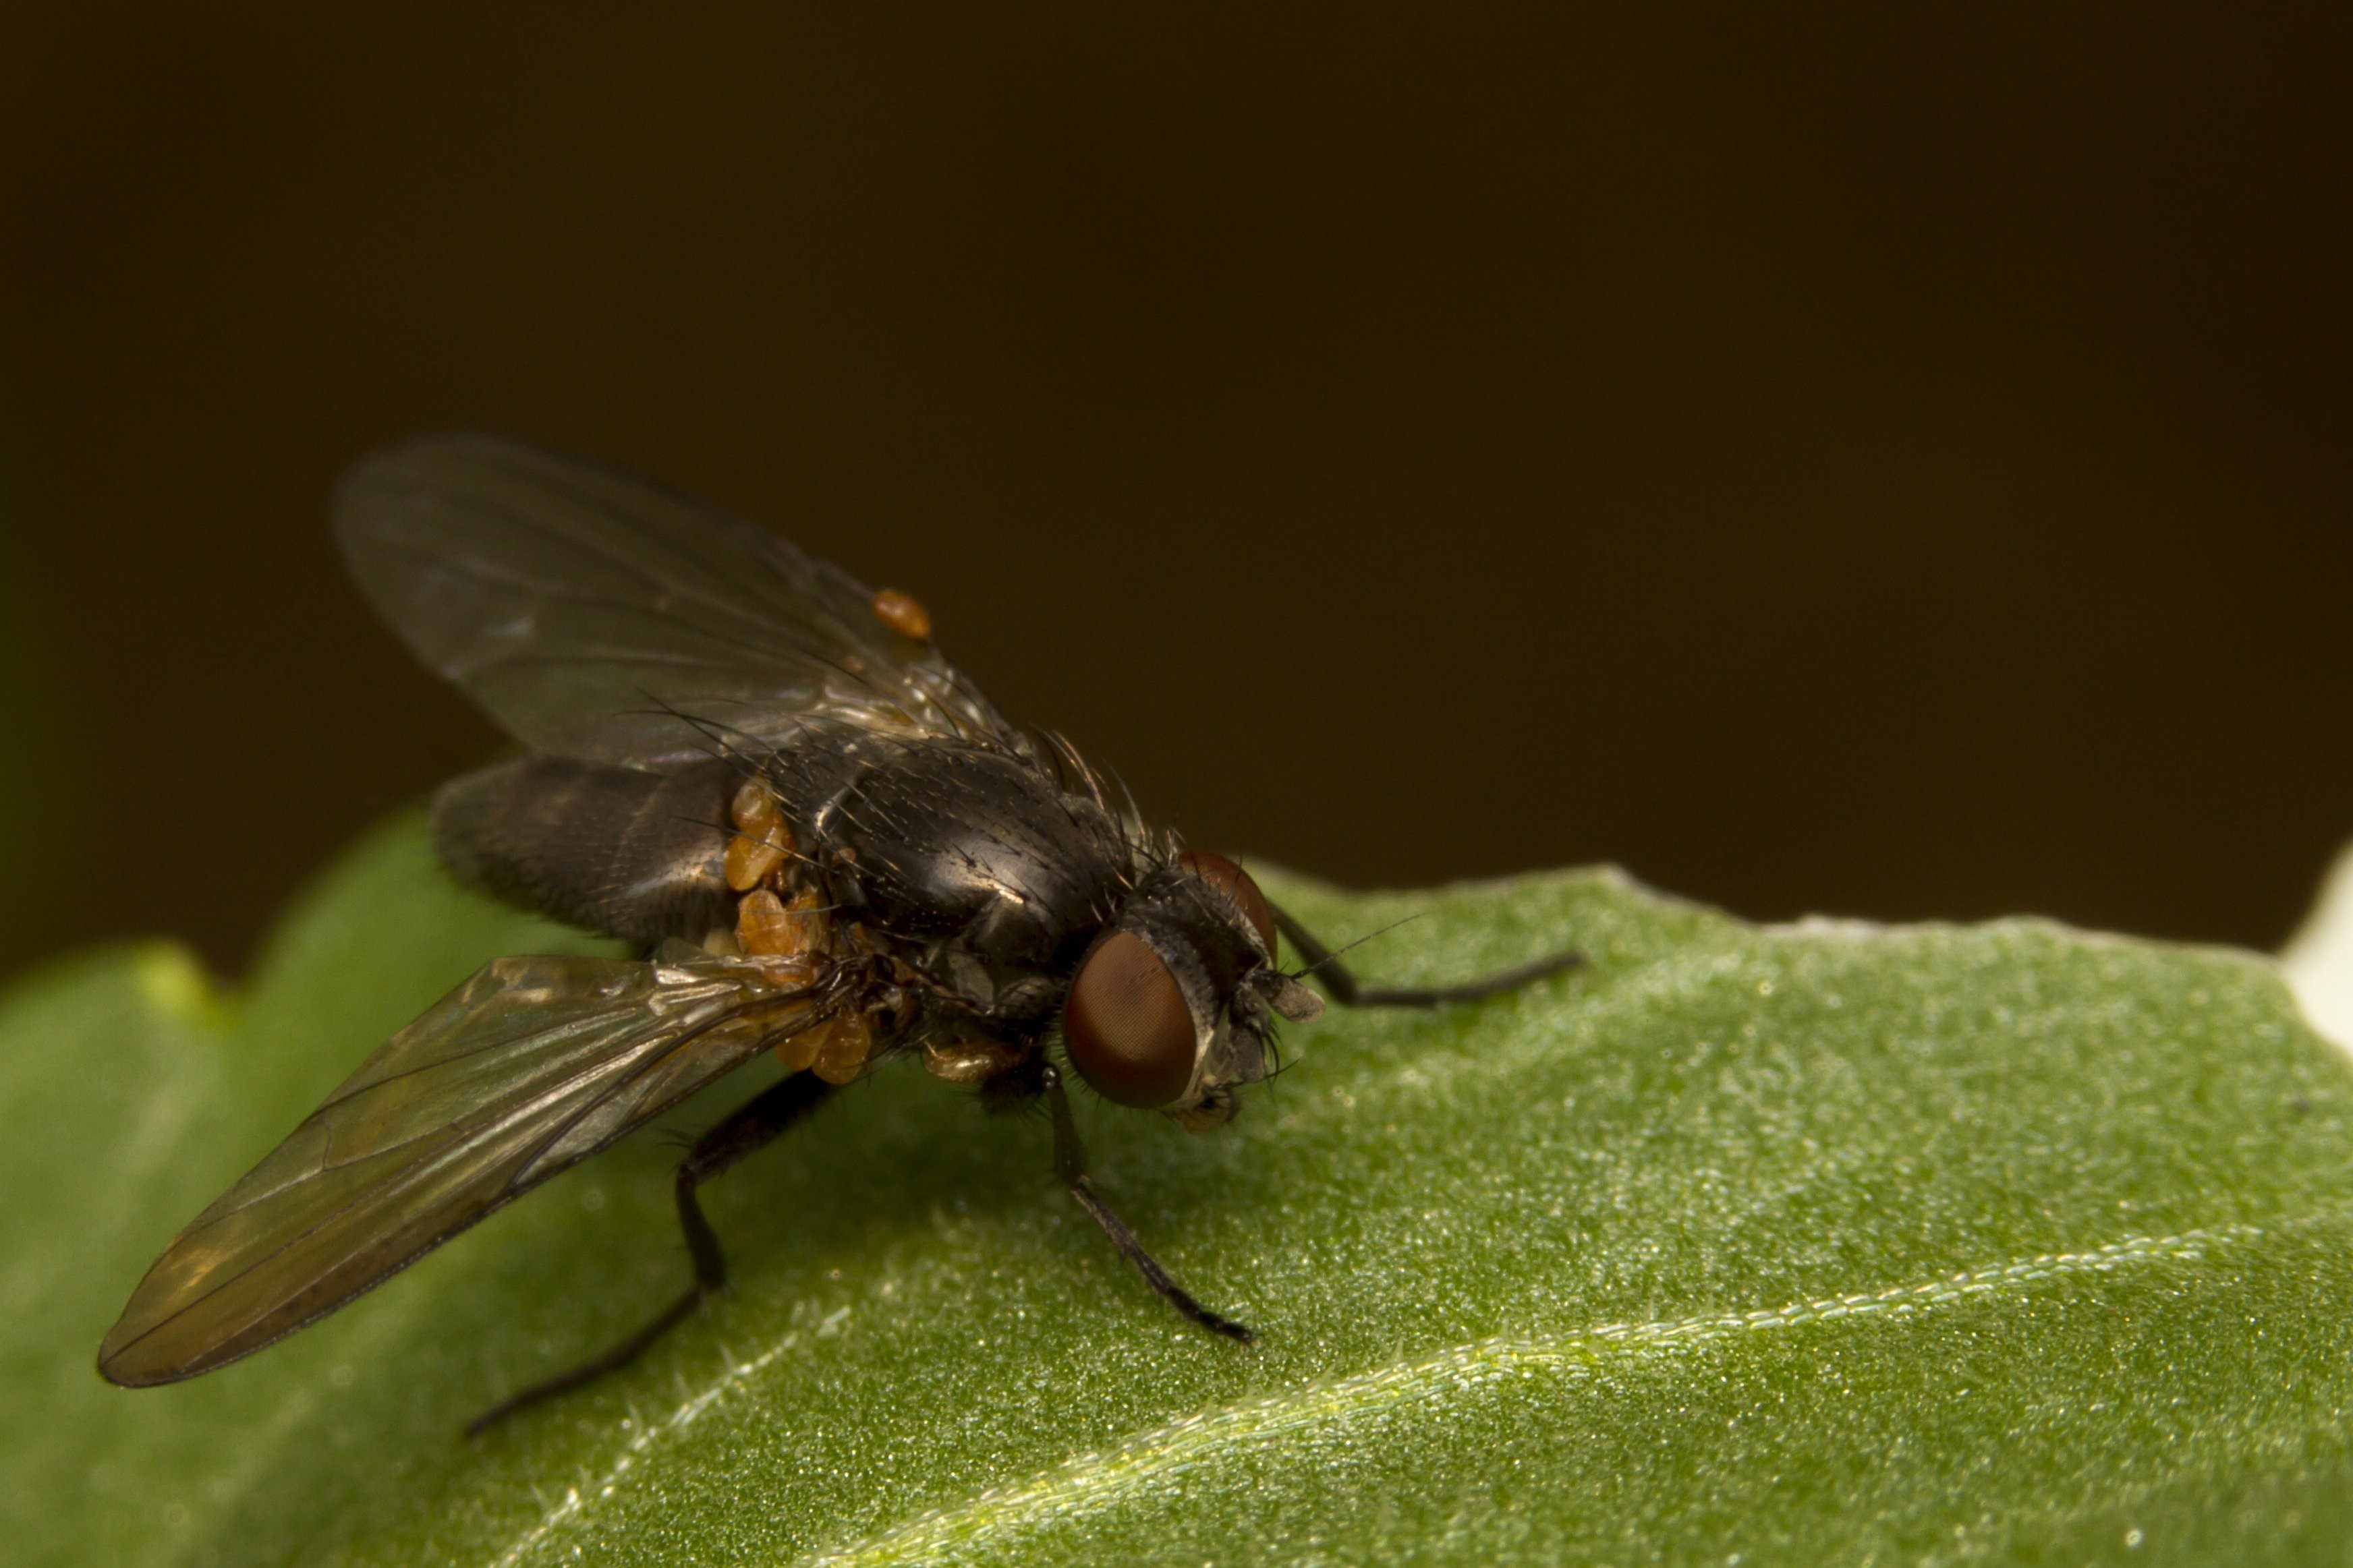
721 777 876 1084
712 585 1017 1090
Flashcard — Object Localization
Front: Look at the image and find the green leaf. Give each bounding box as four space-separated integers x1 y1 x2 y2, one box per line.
7 813 2353 1566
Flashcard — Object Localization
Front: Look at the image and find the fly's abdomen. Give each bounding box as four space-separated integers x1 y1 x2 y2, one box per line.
433 757 737 944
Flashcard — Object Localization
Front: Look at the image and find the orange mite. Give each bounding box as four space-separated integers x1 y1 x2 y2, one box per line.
870 587 932 641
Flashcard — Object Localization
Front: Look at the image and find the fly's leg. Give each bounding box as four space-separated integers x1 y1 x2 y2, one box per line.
1268 900 1581 1008
1046 1070 1253 1343
467 1071 834 1435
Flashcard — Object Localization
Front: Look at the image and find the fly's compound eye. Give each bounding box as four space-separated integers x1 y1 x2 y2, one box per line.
1063 931 1197 1108
1177 849 1277 954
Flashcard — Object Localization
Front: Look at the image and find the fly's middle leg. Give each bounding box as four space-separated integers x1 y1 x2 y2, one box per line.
466 1070 834 1435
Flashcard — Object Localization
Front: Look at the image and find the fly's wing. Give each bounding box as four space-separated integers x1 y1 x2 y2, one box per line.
98 951 830 1387
334 432 1019 767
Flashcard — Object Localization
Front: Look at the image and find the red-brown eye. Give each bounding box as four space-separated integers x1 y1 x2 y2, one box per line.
1178 849 1277 952
1063 931 1197 1107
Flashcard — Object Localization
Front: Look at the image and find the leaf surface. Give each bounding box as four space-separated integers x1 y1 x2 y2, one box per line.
5 815 2352 1565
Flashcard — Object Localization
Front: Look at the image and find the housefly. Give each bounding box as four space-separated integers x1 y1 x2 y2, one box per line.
97 434 1579 1428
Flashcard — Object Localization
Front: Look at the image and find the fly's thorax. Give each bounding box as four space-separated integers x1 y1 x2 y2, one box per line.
792 740 1138 974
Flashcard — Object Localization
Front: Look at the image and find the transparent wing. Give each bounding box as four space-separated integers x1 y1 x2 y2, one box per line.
98 950 831 1386
334 432 1019 766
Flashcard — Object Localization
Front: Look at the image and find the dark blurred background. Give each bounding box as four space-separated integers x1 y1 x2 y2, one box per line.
2 4 2348 981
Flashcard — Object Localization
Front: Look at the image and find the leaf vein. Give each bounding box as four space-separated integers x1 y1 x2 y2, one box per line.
794 1214 2333 1568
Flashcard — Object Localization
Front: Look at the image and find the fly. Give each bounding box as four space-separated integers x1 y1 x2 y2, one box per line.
96 433 1579 1430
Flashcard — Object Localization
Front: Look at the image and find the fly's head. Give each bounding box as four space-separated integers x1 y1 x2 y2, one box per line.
1058 850 1324 1130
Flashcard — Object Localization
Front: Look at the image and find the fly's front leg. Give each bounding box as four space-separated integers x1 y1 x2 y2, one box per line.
1269 901 1581 1008
1047 1070 1253 1343
467 1070 834 1435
